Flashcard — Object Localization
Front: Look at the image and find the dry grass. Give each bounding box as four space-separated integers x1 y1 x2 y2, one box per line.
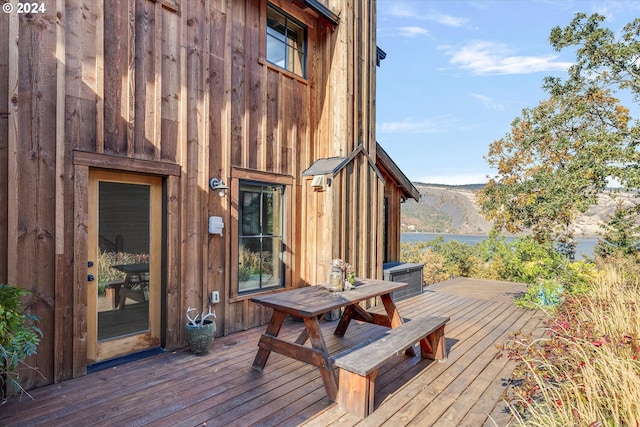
505 264 640 426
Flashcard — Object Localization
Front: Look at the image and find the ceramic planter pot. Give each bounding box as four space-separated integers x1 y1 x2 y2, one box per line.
184 319 216 355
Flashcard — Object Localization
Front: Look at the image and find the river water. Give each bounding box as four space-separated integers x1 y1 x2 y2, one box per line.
401 233 599 260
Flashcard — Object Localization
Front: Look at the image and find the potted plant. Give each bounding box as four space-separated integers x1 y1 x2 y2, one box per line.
184 306 216 355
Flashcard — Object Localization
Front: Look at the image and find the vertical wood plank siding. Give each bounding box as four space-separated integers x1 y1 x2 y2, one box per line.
0 0 10 283
8 2 59 390
0 0 389 389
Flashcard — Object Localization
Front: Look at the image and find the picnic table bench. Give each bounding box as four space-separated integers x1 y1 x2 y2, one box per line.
333 315 450 418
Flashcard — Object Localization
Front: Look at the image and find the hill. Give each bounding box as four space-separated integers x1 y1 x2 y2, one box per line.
401 183 639 237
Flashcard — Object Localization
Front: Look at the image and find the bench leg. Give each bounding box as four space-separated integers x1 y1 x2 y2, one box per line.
337 369 379 418
419 325 447 360
105 287 116 309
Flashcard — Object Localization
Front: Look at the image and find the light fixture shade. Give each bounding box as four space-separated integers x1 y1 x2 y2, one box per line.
209 178 229 196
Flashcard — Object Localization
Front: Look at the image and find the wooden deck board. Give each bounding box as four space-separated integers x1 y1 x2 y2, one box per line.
0 278 542 427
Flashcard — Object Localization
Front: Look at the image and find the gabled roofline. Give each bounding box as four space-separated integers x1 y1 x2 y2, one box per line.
376 142 420 201
302 145 385 183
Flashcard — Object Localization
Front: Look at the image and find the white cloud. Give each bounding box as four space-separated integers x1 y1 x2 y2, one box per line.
469 93 504 111
387 2 416 18
427 13 469 28
397 26 430 37
414 173 489 185
378 116 458 134
442 41 573 75
386 1 468 27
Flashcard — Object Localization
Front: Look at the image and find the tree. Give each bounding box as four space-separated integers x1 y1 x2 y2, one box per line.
478 13 640 242
594 201 640 258
548 13 640 189
549 13 640 101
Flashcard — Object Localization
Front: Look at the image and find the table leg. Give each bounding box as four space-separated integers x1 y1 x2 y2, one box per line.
112 283 122 309
303 316 338 401
252 310 287 371
380 294 416 356
334 305 355 336
295 313 327 344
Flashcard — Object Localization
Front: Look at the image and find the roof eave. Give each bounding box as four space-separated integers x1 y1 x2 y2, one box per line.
376 142 420 202
302 0 340 26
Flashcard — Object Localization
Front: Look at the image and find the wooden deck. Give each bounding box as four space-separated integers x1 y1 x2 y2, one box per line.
0 278 543 426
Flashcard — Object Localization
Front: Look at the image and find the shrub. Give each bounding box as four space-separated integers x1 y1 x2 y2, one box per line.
402 233 597 308
400 241 450 285
0 284 42 399
500 262 640 425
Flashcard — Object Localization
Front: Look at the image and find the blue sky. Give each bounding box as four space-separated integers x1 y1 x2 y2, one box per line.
376 0 640 185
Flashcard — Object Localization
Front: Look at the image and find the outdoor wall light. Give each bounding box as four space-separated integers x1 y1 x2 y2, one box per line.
209 178 229 197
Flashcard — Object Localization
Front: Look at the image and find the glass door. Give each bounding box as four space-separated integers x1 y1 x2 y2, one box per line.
87 171 162 363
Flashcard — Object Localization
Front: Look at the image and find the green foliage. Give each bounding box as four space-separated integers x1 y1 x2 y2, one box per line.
594 201 640 259
500 263 640 425
238 246 273 282
0 284 42 396
478 82 633 241
401 199 452 232
400 241 450 284
549 13 640 102
401 233 597 309
478 12 640 243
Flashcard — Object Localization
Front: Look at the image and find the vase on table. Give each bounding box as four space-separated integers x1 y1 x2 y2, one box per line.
328 266 344 292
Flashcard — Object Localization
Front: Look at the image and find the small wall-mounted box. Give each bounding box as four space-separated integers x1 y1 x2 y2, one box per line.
208 216 224 236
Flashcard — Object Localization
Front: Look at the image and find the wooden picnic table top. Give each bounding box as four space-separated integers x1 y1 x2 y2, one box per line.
112 263 149 274
250 278 408 318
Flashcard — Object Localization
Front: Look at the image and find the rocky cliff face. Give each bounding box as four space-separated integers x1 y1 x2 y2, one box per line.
401 183 639 237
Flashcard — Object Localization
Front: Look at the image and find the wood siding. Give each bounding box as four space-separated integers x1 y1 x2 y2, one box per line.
0 0 391 390
380 166 404 263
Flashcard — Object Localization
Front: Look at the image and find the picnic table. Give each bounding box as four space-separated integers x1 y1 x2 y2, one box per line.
109 263 150 309
250 278 412 402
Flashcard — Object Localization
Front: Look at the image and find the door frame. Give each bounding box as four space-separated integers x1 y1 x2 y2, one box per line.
87 170 163 363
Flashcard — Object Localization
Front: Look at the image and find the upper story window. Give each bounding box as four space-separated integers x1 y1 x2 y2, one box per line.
266 4 307 78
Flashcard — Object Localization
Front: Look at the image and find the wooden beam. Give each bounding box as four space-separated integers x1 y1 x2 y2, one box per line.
73 165 89 376
72 150 181 176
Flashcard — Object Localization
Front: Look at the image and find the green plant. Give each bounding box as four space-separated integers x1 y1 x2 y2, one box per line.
402 233 597 306
239 246 262 282
0 284 42 398
499 262 640 425
595 201 640 259
400 241 450 285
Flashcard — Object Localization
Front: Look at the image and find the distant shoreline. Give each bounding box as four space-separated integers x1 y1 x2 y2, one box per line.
401 231 600 239
401 232 599 258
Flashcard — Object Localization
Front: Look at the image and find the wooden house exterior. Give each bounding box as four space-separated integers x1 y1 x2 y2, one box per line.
0 0 419 392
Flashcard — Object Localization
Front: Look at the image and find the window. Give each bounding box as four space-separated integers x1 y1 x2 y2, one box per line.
266 4 306 78
238 181 285 293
